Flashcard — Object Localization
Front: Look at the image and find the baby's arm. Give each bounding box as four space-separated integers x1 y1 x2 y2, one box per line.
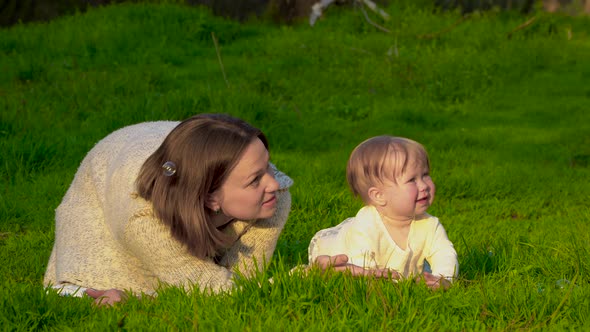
426 220 459 283
308 222 354 265
308 224 398 278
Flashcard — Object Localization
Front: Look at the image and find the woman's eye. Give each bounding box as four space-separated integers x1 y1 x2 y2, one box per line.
250 176 261 187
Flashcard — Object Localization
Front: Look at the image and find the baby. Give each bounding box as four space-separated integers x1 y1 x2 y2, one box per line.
308 136 458 288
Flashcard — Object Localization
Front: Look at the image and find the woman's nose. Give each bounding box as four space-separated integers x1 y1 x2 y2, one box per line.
266 173 280 192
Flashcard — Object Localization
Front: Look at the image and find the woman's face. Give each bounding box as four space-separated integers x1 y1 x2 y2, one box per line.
209 138 280 221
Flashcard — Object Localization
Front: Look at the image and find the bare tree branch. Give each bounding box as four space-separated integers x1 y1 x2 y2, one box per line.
357 0 391 33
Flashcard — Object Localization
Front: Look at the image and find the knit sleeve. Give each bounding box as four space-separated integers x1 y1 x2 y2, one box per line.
124 212 235 293
217 166 293 278
426 220 459 281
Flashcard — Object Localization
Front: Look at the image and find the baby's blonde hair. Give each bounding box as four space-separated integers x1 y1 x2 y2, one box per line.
346 136 430 204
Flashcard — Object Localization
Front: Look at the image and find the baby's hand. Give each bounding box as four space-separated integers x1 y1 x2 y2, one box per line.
314 254 400 280
415 272 451 290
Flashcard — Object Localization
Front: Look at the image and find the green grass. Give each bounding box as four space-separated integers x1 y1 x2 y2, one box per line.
1 1 590 330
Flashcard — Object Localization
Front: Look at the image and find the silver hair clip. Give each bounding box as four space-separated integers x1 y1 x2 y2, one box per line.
162 161 177 177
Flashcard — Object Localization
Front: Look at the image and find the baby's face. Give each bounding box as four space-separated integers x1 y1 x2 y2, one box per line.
377 157 435 221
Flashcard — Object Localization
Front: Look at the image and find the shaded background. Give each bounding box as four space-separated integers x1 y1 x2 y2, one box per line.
3 0 310 27
4 0 581 28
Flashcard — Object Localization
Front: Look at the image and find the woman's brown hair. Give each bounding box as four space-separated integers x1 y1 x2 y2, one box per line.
136 113 269 259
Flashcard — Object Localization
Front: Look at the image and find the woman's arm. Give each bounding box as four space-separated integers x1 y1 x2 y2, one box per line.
124 213 236 293
85 213 236 306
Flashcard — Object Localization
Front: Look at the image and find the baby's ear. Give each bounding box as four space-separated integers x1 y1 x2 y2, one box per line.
367 187 386 206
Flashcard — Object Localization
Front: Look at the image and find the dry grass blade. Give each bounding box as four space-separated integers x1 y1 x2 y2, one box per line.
507 16 537 39
417 14 471 39
211 31 230 89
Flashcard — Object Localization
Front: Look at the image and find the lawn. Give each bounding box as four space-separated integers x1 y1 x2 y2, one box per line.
1 1 589 330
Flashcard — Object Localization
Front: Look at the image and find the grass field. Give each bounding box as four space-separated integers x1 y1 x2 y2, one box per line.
1 1 590 330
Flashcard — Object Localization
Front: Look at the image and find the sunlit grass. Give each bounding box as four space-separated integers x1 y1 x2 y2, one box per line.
1 1 589 330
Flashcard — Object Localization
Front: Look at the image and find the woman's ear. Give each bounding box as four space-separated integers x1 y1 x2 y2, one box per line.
367 187 386 206
206 192 221 212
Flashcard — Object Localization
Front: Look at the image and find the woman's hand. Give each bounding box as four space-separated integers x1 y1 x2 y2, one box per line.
415 272 451 290
85 288 127 306
314 254 400 279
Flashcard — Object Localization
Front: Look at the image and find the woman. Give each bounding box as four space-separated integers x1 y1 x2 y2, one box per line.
44 113 293 305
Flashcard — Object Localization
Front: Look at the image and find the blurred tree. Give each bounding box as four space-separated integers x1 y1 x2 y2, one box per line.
0 0 128 27
543 0 590 13
434 0 590 14
4 0 584 29
433 0 536 14
0 0 388 28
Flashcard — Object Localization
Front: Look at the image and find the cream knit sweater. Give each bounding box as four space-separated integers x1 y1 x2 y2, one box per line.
308 206 458 280
44 121 293 295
